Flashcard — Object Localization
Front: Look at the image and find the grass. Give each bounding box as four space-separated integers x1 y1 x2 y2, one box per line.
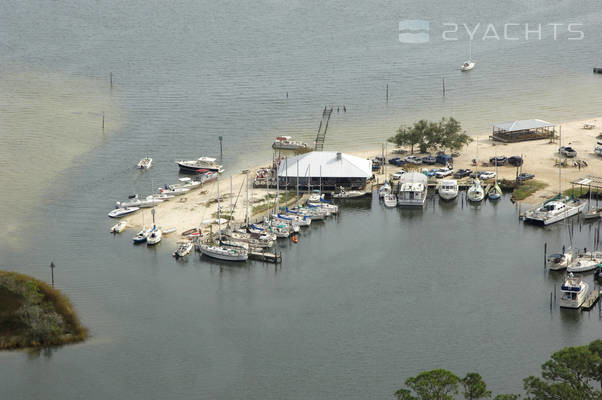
253 191 297 215
509 179 548 201
0 271 87 350
563 187 602 199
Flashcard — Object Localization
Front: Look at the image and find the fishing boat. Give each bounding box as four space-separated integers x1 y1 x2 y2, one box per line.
567 252 602 273
176 157 224 174
173 241 193 258
524 196 585 225
559 273 589 309
467 178 485 202
137 156 152 169
460 39 475 71
272 136 310 151
547 251 573 271
438 179 458 201
397 172 427 207
147 227 162 246
332 187 365 199
383 193 397 208
378 181 391 198
110 221 127 233
108 206 140 218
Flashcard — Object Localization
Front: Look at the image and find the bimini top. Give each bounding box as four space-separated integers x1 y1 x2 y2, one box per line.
278 151 372 178
493 119 554 132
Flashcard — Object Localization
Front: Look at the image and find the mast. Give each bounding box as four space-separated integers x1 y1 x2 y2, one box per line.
296 160 300 208
559 126 562 195
217 177 221 243
320 165 322 209
229 175 233 229
245 170 249 226
276 159 280 214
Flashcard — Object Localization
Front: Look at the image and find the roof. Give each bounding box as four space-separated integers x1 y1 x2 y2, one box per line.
399 172 428 184
278 152 372 178
493 119 554 132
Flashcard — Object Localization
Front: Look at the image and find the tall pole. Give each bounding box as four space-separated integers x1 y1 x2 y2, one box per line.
219 136 223 163
50 262 55 287
276 160 280 214
229 175 233 228
245 170 249 226
296 160 300 208
217 178 221 242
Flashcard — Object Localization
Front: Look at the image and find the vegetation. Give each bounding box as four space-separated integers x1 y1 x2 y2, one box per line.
394 340 601 400
508 180 548 201
0 271 87 349
563 187 602 199
252 191 297 215
388 117 472 154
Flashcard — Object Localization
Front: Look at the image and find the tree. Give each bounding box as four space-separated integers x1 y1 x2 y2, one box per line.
462 372 491 400
388 125 423 154
440 117 472 152
493 395 520 400
388 118 472 154
395 369 460 400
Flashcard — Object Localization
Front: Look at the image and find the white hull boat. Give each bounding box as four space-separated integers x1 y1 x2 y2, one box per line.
173 241 193 258
397 172 427 207
159 187 190 196
110 221 127 233
438 180 458 201
199 243 248 261
108 206 140 218
559 273 589 309
524 197 585 225
467 179 485 202
132 228 150 244
138 196 164 208
272 136 310 151
547 252 573 271
147 228 163 246
378 182 391 198
176 157 224 174
137 157 152 169
332 189 365 199
567 252 602 273
383 193 397 207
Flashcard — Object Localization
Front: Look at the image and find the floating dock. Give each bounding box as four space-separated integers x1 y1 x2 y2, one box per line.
249 250 282 264
581 289 601 311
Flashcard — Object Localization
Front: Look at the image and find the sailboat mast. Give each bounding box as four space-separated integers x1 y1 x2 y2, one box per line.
559 126 562 195
296 160 300 208
245 170 249 226
320 165 322 209
229 176 233 228
276 160 280 213
217 177 221 242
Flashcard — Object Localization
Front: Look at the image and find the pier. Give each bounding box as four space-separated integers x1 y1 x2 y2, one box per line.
581 289 600 311
248 250 282 263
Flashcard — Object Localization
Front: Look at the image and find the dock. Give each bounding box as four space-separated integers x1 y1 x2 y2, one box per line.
249 250 282 264
581 289 600 311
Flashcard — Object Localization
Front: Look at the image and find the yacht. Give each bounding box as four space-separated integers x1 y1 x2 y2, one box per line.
559 273 589 309
467 178 485 202
524 196 585 225
567 252 602 273
108 206 140 218
176 157 224 174
547 251 573 271
137 157 152 169
383 193 397 208
397 172 427 207
272 136 310 151
438 179 458 201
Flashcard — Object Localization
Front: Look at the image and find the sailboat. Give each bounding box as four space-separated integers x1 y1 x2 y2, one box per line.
467 137 484 202
488 156 502 200
460 39 475 71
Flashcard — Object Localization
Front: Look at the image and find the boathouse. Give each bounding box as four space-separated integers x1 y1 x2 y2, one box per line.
490 119 555 143
277 151 372 191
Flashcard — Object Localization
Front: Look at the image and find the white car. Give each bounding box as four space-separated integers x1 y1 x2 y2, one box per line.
435 168 453 178
391 171 406 181
479 171 496 180
403 156 422 165
559 146 577 158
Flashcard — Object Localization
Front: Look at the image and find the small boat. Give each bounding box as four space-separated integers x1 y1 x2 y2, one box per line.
383 193 397 208
438 179 458 201
163 227 177 235
467 179 485 202
488 183 502 200
559 273 589 309
147 227 162 246
159 186 190 196
272 136 310 151
460 39 475 71
595 144 602 157
547 251 573 271
567 252 602 273
277 213 311 227
168 177 202 191
173 241 193 258
378 181 391 198
332 187 365 199
176 157 224 174
308 190 324 205
196 169 219 184
108 206 140 218
110 221 127 233
137 195 164 208
137 157 152 169
150 193 175 201
584 207 602 220
133 228 150 244
524 196 585 226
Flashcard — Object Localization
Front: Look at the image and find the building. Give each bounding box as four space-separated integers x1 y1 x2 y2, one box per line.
491 119 555 143
277 151 372 191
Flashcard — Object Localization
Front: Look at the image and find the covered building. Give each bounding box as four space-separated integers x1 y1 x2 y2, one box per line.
277 151 372 191
491 119 555 143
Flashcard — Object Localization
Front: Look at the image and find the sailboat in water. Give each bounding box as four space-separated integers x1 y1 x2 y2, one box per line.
460 39 475 71
488 155 502 200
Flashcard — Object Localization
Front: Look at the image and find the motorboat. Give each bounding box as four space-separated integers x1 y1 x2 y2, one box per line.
132 228 150 244
438 179 458 201
559 273 589 309
467 178 485 202
397 172 427 207
108 206 140 218
159 186 190 196
168 177 202 191
110 221 127 233
378 181 391 198
173 241 193 258
147 227 163 246
117 195 142 208
332 188 365 199
272 136 310 151
197 169 218 184
137 157 152 169
176 157 224 173
150 193 175 201
547 251 573 271
198 242 248 261
383 193 397 207
584 207 602 220
567 252 602 273
137 195 164 208
488 183 502 200
524 196 585 225
460 39 475 71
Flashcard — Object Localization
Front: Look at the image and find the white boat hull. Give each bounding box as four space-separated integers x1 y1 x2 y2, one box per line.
439 190 458 201
199 244 248 261
383 194 397 207
108 207 140 218
525 201 585 225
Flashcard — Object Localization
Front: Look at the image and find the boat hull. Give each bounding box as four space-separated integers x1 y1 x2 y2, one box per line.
177 162 224 174
525 202 585 225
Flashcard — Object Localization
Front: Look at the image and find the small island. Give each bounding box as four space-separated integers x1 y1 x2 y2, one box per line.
0 271 87 350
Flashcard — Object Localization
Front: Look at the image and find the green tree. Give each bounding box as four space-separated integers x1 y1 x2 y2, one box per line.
388 124 423 154
440 117 472 152
462 372 491 400
493 395 520 400
388 118 471 154
395 369 460 400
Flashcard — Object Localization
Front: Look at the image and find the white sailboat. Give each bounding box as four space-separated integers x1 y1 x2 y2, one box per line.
147 226 162 246
460 39 475 71
467 178 485 202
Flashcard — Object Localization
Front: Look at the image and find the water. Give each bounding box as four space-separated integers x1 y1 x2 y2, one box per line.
1 0 601 398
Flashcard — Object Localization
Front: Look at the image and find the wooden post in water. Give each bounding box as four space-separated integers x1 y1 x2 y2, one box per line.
442 77 446 97
550 292 553 309
218 136 223 163
544 242 547 270
110 72 113 89
554 284 556 302
386 84 389 103
50 262 55 287
102 112 105 130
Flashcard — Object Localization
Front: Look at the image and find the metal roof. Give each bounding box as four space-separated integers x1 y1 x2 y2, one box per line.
493 119 554 132
399 172 428 184
278 152 372 178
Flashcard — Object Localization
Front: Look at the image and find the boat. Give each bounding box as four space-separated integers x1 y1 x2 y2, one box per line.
117 195 142 208
524 196 585 225
132 228 150 244
567 252 602 273
197 169 219 184
488 183 502 200
137 195 164 208
173 241 193 258
467 178 485 202
595 144 602 157
110 221 127 233
308 190 324 205
559 273 589 309
460 39 475 71
383 193 397 207
272 136 310 151
137 156 152 169
277 213 311 227
150 193 175 201
158 186 190 196
163 227 176 235
378 181 391 198
332 187 365 199
438 179 458 201
147 227 162 246
584 207 602 220
176 157 224 174
547 251 573 271
397 172 428 207
167 177 202 191
108 206 140 218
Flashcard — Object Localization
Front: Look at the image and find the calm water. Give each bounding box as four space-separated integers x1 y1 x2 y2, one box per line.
1 0 602 398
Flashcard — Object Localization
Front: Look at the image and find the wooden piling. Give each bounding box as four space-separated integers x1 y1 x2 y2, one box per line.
386 84 389 103
102 112 105 130
544 242 547 269
110 72 113 89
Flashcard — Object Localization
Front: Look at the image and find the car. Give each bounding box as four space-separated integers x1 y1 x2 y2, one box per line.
391 171 406 180
423 168 439 177
559 146 577 158
517 172 535 182
436 154 453 165
489 156 507 166
388 157 406 166
435 168 453 178
479 171 496 180
453 169 472 178
404 155 422 165
421 156 437 165
507 156 523 167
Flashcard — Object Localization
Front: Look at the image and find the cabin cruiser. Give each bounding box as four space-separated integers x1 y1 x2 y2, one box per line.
108 206 140 218
176 157 224 173
547 251 573 271
397 172 427 207
467 178 485 202
524 196 585 225
272 136 310 151
438 180 458 201
567 252 602 273
559 273 589 309
383 193 397 208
